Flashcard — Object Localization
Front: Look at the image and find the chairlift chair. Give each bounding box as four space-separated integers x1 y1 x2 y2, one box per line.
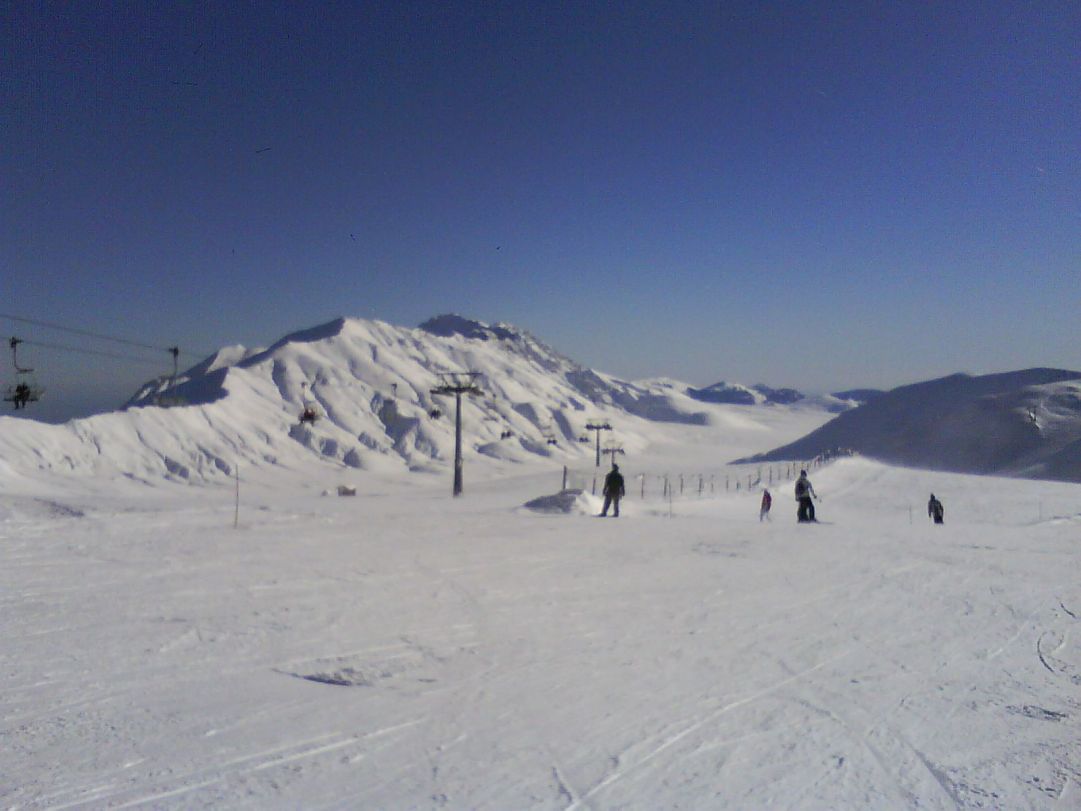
3 338 44 409
298 381 322 424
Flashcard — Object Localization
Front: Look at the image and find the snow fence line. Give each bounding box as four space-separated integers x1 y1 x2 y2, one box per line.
559 454 844 502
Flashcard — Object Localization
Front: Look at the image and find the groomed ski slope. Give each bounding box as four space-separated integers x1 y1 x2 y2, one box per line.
3 455 1080 809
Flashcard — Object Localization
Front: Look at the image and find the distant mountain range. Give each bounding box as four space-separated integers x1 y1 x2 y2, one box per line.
0 315 834 484
737 369 1081 483
4 313 1075 484
686 382 877 411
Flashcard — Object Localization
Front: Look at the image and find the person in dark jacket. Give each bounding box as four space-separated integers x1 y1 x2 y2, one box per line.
795 470 817 522
600 464 626 517
928 494 944 524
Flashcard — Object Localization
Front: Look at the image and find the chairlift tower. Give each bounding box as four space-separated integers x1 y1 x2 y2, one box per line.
585 420 612 467
602 443 625 466
430 371 483 496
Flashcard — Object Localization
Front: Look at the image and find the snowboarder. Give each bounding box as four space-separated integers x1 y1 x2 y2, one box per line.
760 488 772 521
794 470 817 522
928 494 944 524
600 463 625 517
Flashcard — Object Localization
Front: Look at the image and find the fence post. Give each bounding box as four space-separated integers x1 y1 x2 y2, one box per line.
234 462 240 529
698 475 703 496
562 465 568 491
679 475 684 495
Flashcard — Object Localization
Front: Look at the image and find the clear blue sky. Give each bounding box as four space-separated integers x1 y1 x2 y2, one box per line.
3 1 1079 422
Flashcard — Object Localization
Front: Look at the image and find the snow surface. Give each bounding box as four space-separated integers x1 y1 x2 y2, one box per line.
3 318 1080 808
4 414 1081 808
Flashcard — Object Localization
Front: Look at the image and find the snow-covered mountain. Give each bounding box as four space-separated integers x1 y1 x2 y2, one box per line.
687 381 784 406
687 381 858 412
0 315 831 485
738 369 1081 483
829 388 885 405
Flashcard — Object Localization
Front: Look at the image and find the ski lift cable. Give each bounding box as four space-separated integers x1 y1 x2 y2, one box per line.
0 312 210 358
17 338 181 367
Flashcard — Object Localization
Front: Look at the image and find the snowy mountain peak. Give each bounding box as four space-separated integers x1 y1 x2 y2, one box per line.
418 314 523 343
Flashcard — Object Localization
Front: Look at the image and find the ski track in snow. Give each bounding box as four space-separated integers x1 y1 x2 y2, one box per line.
569 649 854 808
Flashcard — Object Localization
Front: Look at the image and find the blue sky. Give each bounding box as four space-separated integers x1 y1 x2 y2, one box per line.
3 1 1079 422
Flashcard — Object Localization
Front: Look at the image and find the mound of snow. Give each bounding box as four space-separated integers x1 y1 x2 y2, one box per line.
522 489 596 514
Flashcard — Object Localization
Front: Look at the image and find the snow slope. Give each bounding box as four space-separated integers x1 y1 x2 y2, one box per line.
2 451 1080 808
740 369 1081 483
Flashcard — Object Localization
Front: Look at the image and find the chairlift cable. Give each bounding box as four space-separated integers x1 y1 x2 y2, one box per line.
0 312 209 358
17 339 178 367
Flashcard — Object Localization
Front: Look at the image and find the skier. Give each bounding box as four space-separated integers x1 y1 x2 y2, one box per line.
12 382 30 409
928 493 944 524
600 463 625 517
794 470 817 522
760 488 772 522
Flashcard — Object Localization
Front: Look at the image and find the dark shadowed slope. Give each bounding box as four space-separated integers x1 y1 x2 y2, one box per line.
736 369 1081 482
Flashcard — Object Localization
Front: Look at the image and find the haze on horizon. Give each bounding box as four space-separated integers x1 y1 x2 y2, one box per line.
3 2 1078 423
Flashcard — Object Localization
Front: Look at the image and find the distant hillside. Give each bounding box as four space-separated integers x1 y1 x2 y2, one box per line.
737 369 1081 483
687 382 861 413
687 381 803 406
830 388 884 405
0 315 838 485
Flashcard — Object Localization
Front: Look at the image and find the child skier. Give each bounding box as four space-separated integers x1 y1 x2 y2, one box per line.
760 489 772 521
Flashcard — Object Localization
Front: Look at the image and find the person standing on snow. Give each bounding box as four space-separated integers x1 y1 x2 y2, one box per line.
794 470 817 522
928 494 944 524
760 488 772 521
600 463 626 517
